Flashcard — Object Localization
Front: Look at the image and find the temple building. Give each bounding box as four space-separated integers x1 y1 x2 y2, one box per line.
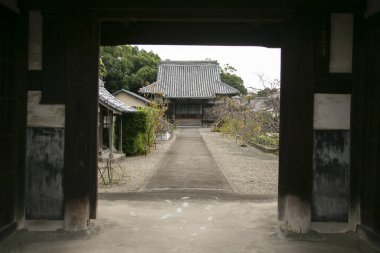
139 60 239 126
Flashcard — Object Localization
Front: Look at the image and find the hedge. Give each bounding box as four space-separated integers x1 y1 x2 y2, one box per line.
114 109 154 156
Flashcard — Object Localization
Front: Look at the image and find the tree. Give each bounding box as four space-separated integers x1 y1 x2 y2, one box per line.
100 45 161 93
212 74 281 149
99 58 107 79
251 73 280 97
257 88 277 97
220 64 248 95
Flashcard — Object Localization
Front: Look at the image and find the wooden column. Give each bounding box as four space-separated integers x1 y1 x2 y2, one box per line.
278 13 314 233
98 109 104 153
64 10 99 231
118 116 123 153
109 112 114 158
352 17 380 234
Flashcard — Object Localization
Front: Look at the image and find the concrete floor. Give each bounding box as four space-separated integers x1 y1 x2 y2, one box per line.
0 196 377 253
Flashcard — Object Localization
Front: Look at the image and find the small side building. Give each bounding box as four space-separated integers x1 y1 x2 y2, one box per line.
98 80 136 160
113 89 151 108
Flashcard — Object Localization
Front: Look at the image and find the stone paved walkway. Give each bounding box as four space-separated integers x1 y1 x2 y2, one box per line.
144 128 232 191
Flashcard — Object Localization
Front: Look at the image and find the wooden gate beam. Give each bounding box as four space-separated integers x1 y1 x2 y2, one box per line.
27 0 363 14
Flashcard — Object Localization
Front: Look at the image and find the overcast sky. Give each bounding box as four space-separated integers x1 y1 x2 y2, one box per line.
135 45 281 90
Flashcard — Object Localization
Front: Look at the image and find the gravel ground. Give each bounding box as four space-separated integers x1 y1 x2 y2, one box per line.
99 127 278 195
199 128 279 195
98 130 178 193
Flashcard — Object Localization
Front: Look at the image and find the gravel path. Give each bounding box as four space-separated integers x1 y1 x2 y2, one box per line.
199 128 279 195
98 130 178 193
99 128 278 195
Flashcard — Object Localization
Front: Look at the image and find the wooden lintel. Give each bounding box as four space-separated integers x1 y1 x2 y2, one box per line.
101 22 281 47
27 0 363 13
314 74 352 94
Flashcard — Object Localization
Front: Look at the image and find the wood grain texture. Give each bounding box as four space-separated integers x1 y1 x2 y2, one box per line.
351 15 380 235
278 14 314 230
0 4 28 232
28 0 363 13
28 11 42 70
101 22 281 47
64 11 99 228
41 12 66 104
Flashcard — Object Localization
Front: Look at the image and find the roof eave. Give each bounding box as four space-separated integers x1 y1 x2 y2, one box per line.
99 100 122 114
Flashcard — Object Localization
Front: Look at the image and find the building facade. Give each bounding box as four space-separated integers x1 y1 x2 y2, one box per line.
139 60 239 125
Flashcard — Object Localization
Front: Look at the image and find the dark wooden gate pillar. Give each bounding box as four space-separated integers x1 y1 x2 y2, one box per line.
64 11 99 231
278 14 314 233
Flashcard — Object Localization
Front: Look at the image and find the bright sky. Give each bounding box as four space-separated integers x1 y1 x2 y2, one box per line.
134 45 281 90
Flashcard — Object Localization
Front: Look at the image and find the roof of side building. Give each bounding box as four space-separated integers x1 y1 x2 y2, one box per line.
99 79 137 113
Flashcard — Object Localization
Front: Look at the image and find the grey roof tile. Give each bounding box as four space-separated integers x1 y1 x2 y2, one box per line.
99 80 137 113
139 60 239 99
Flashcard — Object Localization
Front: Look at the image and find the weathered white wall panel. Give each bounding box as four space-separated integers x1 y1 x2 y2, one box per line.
366 0 380 17
28 91 65 128
329 14 353 73
313 94 351 130
28 11 43 70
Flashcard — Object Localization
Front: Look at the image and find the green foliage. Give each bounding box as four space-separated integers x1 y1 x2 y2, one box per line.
100 45 161 93
99 58 107 79
220 64 248 95
251 134 279 147
144 101 168 143
256 87 278 97
114 110 154 156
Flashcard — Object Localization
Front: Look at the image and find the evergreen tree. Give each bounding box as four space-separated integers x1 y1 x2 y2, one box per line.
100 45 161 93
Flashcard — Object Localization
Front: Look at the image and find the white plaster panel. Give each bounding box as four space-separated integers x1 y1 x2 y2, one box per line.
28 91 65 128
366 0 380 17
313 94 351 130
28 11 43 70
0 0 19 12
329 14 353 73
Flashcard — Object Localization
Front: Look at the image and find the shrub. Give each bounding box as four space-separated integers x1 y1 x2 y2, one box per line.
114 109 154 156
251 134 279 147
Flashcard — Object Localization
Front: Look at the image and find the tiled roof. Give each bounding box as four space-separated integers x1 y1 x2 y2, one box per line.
99 80 136 113
113 89 151 104
139 60 239 99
